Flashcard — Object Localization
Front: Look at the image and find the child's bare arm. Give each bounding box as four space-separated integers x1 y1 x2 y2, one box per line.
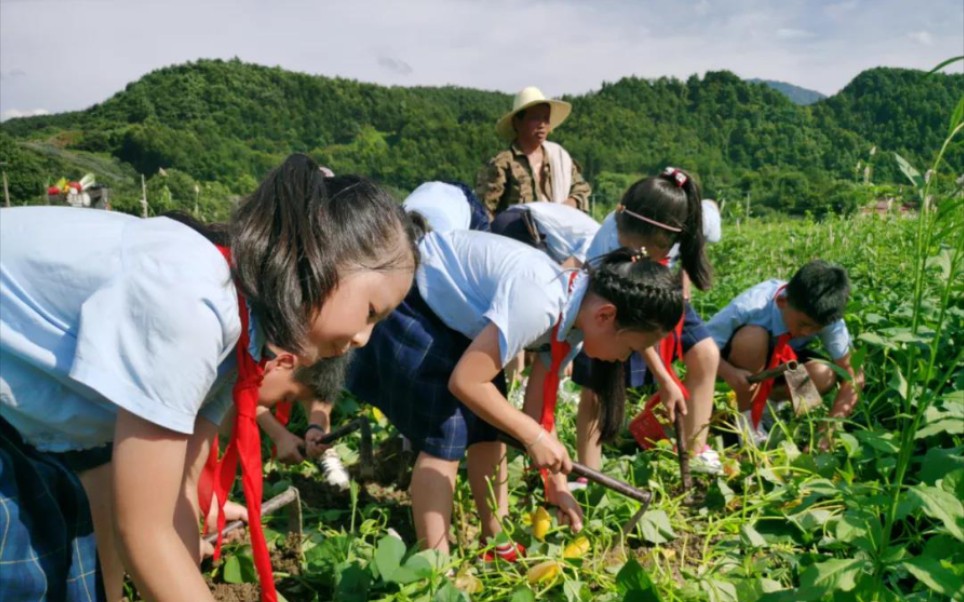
304 399 333 458
641 346 687 419
112 409 216 601
255 405 304 464
829 353 862 419
450 323 571 475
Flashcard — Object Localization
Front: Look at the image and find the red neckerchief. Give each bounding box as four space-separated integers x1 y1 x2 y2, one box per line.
628 257 689 448
537 271 578 493
197 245 277 602
750 285 798 428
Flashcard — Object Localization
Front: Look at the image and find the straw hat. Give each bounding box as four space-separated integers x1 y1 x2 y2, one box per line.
495 86 572 142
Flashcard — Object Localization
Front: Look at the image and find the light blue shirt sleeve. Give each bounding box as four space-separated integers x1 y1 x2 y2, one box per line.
585 212 619 262
525 202 601 264
818 319 852 360
69 247 238 435
706 281 778 349
403 182 471 233
416 231 568 368
701 200 722 244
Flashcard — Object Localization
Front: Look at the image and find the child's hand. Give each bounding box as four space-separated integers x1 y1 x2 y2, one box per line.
526 430 573 475
274 430 306 464
728 368 759 411
547 477 584 532
304 424 332 459
658 380 687 422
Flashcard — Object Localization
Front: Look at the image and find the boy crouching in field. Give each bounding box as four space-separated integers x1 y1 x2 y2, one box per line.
706 260 864 447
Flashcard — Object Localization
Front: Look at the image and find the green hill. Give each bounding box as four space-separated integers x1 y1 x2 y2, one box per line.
2 59 961 218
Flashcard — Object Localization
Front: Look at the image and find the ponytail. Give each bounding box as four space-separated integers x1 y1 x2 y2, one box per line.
615 168 713 290
230 153 419 355
583 248 684 442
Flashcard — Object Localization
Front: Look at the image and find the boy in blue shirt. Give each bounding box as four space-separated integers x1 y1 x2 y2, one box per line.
707 260 864 446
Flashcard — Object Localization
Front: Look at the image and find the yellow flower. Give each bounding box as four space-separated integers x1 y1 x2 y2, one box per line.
526 560 562 585
562 536 590 559
531 507 552 541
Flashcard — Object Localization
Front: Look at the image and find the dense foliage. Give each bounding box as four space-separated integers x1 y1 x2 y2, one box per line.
1 59 960 217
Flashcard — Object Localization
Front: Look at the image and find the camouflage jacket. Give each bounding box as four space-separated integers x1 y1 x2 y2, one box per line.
475 143 591 215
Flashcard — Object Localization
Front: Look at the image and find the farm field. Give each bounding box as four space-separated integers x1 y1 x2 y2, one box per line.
176 158 963 602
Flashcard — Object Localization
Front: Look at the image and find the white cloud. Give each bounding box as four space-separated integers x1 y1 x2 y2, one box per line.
907 30 934 46
776 28 815 40
0 107 49 122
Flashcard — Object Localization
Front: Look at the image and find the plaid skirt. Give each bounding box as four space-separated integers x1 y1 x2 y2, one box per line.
347 286 506 461
572 302 712 389
0 417 105 601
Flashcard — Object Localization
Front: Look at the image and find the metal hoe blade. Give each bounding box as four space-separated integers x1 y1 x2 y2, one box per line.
784 363 823 415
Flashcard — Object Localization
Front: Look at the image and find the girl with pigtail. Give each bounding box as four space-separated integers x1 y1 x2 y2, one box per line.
342 220 682 561
572 167 722 481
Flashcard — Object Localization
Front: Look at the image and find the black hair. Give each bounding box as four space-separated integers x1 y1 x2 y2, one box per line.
405 209 432 239
160 211 230 246
585 248 684 441
222 153 419 355
615 169 712 290
294 351 352 401
785 260 850 325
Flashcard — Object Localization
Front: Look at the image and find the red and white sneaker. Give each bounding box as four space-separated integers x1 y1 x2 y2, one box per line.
567 476 589 492
479 540 526 564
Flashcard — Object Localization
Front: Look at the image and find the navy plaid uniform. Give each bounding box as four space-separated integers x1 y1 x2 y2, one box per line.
347 285 506 461
0 418 105 602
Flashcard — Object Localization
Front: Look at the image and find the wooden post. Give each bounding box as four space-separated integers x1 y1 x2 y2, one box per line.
194 184 200 218
140 174 148 218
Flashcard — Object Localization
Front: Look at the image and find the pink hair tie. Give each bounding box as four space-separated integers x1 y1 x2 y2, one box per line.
663 166 687 188
616 204 683 233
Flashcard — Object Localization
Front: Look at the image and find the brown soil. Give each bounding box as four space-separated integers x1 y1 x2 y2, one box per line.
209 582 260 602
270 532 303 576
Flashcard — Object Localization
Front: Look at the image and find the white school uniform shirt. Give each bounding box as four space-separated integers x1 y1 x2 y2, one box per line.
402 182 472 233
588 200 722 267
705 279 852 360
416 230 586 373
0 207 263 452
506 202 601 264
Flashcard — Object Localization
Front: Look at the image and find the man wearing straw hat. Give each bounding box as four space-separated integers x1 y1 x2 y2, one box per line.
476 86 591 216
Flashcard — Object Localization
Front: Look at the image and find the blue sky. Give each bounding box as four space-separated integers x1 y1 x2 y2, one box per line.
1 0 962 121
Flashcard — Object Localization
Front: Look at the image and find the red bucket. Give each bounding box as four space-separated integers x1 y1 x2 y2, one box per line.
629 394 669 449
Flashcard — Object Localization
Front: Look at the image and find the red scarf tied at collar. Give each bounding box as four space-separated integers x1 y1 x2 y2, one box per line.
197 245 277 602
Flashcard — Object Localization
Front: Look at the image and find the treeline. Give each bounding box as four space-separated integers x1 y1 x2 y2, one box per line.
1 58 961 218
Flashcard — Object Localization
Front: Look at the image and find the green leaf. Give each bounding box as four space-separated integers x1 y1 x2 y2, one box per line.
373 535 405 582
907 484 964 541
700 577 739 602
434 582 469 602
894 153 924 190
916 403 964 439
741 523 768 549
335 562 372 602
798 557 869 593
854 430 899 455
902 554 964 599
928 55 964 75
918 447 964 485
509 587 536 602
638 510 676 544
888 365 909 400
943 469 964 500
222 554 242 584
857 331 896 350
389 550 434 584
616 558 661 601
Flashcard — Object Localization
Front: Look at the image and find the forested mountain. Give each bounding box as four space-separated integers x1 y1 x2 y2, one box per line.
1 59 960 218
748 79 827 105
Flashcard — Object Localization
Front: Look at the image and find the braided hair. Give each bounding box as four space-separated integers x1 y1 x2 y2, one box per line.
585 248 684 441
